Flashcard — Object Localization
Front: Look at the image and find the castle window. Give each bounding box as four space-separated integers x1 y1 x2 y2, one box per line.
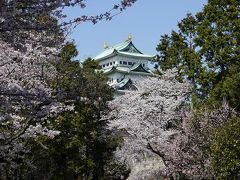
106 63 109 66
102 64 105 67
128 62 133 65
142 64 145 67
120 61 122 64
123 61 127 65
110 62 112 65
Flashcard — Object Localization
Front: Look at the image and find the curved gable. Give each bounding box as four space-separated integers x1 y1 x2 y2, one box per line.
130 63 150 73
120 42 142 54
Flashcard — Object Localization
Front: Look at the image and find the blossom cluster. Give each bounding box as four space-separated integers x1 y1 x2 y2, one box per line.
105 69 190 178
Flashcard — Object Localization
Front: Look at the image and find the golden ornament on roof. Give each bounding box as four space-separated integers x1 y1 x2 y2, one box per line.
103 42 108 49
128 33 132 41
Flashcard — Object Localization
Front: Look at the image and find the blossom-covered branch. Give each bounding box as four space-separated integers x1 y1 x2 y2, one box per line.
105 69 191 179
0 0 137 32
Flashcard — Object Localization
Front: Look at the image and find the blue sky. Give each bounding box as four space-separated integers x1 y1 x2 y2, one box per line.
66 0 207 61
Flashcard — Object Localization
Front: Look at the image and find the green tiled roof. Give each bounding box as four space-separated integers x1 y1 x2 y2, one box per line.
114 78 138 90
130 63 149 73
102 64 153 75
112 40 130 50
93 48 115 60
116 78 130 88
102 66 129 74
118 51 154 58
94 40 154 61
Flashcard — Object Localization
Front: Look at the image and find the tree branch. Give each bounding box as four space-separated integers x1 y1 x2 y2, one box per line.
147 142 167 166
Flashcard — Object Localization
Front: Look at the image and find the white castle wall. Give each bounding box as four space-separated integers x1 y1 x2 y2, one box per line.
99 55 149 70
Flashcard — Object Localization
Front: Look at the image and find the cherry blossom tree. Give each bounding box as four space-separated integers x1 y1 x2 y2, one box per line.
0 0 138 176
0 33 69 173
105 69 191 179
0 0 137 33
163 101 236 179
106 68 237 179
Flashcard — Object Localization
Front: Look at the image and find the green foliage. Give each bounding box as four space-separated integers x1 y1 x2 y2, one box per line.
156 3 240 177
25 43 123 179
156 0 240 108
156 32 186 72
50 44 117 179
209 65 240 109
211 117 240 179
43 110 122 179
83 57 101 70
60 43 78 60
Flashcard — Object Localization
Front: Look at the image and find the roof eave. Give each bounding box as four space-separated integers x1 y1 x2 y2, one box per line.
129 71 154 76
118 52 155 59
94 50 118 61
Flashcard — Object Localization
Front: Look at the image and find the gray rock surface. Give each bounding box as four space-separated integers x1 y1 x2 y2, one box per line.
127 156 165 180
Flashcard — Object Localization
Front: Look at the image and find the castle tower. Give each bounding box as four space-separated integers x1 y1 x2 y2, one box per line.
93 36 154 90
